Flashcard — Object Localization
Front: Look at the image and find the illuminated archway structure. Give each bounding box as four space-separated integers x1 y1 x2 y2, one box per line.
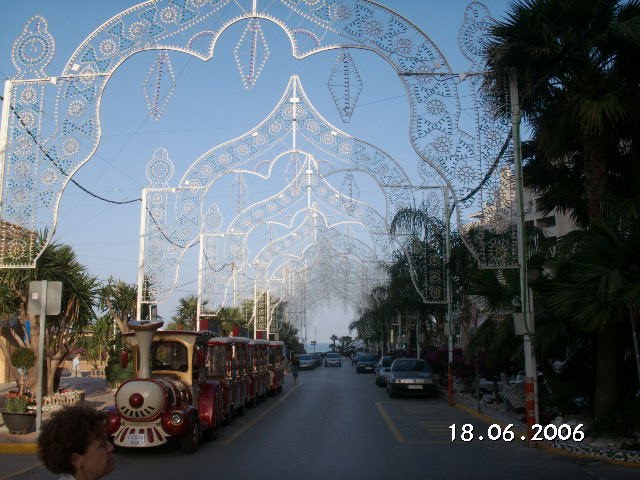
1 1 516 274
138 75 449 323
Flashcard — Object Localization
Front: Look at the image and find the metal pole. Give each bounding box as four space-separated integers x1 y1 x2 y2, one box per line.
136 189 148 321
445 187 454 406
196 232 204 331
0 81 13 213
509 69 539 433
35 280 47 433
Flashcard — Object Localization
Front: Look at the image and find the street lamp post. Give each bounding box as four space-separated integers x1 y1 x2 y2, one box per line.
509 69 539 435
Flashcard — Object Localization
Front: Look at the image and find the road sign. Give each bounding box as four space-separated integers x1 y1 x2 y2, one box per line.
28 281 62 315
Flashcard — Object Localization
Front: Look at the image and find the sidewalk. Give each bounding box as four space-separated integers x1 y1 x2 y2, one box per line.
0 375 116 454
450 384 640 467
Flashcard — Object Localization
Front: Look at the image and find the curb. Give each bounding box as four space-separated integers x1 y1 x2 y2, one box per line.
0 442 38 454
454 401 640 468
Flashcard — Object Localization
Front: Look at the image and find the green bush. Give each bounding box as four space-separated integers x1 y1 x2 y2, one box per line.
105 359 134 388
10 348 36 370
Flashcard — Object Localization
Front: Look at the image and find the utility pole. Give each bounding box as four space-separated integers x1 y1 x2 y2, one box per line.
509 69 539 435
445 187 454 407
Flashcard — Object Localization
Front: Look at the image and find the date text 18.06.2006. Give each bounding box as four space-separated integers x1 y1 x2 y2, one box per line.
449 423 584 442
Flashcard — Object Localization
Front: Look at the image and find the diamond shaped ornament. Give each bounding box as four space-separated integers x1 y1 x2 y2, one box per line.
144 50 176 121
234 19 270 89
328 50 363 123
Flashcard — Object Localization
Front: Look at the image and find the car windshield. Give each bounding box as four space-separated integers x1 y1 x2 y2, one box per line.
392 360 428 372
326 353 340 358
359 354 377 361
381 356 394 367
299 355 312 360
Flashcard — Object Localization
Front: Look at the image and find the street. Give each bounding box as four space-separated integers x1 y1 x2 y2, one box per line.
4 361 639 480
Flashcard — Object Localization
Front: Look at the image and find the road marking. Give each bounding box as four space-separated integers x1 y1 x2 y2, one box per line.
375 402 405 443
221 382 301 445
0 462 43 480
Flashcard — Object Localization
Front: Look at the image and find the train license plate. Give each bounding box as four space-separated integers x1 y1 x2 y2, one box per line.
407 385 423 390
127 433 146 446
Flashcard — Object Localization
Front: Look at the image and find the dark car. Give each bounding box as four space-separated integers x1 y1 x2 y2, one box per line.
324 352 342 367
374 355 394 386
355 353 378 373
386 358 437 398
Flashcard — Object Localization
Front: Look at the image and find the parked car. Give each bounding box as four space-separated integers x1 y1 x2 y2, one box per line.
310 352 322 367
355 353 378 373
298 354 316 370
386 358 437 398
374 355 394 386
324 352 342 367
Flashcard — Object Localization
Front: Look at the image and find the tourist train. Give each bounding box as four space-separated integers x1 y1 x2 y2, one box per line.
104 320 285 453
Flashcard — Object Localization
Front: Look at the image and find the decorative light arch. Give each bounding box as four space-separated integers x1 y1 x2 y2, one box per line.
1 1 516 273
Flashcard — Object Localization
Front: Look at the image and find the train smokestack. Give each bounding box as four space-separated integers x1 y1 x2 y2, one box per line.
128 320 163 379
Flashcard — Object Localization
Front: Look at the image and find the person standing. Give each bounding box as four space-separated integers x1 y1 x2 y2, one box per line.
38 404 115 480
72 354 81 378
291 353 299 382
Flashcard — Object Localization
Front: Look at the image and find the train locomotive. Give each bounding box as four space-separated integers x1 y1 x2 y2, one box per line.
104 320 285 453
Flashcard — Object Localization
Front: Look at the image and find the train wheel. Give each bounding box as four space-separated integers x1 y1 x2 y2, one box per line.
180 414 201 453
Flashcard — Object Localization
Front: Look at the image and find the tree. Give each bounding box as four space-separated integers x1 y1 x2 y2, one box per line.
168 294 199 330
329 334 339 351
99 278 137 335
484 0 640 419
338 335 353 355
0 237 100 394
79 314 115 376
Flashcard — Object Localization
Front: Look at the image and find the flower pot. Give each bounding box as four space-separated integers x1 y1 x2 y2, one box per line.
1 411 36 434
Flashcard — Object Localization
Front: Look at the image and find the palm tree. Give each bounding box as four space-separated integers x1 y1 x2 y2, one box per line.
484 0 640 418
168 294 199 330
329 334 339 352
485 0 640 222
99 278 137 334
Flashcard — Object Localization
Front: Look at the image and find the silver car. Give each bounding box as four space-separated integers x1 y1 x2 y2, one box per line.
386 358 437 398
374 355 394 386
324 352 342 367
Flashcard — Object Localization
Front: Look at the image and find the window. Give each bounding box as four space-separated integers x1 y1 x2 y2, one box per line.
151 342 188 372
207 346 225 376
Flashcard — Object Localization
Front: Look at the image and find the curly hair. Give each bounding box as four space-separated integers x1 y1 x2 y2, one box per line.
38 404 108 474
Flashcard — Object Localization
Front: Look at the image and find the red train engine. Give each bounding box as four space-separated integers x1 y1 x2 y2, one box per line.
105 320 223 453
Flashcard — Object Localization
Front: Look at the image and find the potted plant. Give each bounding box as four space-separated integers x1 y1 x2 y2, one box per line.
1 391 36 434
1 347 37 434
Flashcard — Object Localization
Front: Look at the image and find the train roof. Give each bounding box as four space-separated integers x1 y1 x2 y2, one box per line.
208 336 251 345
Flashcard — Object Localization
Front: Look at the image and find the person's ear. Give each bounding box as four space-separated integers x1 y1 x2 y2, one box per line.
71 452 84 472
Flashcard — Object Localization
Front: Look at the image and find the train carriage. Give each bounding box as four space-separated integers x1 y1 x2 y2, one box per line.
267 340 285 395
247 339 269 405
207 336 250 418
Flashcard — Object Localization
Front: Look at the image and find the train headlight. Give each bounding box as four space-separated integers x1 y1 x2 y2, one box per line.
170 413 183 425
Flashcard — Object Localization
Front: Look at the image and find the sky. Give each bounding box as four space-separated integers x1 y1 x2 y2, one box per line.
0 0 513 344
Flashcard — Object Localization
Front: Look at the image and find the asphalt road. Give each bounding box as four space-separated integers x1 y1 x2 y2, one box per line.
5 360 639 480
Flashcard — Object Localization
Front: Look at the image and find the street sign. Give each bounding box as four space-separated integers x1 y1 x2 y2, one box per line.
28 281 62 315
